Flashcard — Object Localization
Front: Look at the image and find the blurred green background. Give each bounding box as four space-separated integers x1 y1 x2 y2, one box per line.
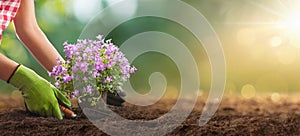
1 0 300 100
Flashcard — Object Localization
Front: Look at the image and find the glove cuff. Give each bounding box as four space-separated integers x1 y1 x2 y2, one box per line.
8 64 41 90
7 64 21 84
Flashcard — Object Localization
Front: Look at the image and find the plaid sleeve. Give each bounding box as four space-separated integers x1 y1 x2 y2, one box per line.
0 0 21 42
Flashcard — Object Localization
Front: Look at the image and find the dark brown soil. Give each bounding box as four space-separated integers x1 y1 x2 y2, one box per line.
0 93 299 136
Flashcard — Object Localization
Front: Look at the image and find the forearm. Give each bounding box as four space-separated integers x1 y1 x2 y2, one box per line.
13 0 63 72
15 26 63 71
0 53 19 81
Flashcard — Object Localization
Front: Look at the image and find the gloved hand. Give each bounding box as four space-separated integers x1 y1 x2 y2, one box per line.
8 65 71 120
107 89 126 107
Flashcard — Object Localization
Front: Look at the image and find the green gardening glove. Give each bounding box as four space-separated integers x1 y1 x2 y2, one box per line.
8 65 71 120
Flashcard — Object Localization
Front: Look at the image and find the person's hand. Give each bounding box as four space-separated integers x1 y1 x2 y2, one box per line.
8 65 71 120
107 89 126 106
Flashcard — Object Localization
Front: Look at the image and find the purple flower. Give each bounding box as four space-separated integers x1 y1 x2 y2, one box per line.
117 52 125 58
64 42 77 59
105 51 112 59
55 81 60 88
94 61 105 71
79 62 88 72
48 71 53 77
66 60 71 64
49 35 137 105
83 77 88 81
82 40 87 45
62 74 73 83
84 47 91 53
88 55 94 61
71 89 79 98
86 85 93 94
130 66 137 73
63 41 69 47
121 66 130 75
107 60 115 68
96 35 103 40
74 90 79 96
92 71 100 78
50 65 66 77
72 65 78 72
88 40 93 44
76 56 82 62
103 76 112 83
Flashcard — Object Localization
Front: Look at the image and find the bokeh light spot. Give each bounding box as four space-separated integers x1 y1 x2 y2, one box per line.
271 92 281 103
241 84 256 99
269 36 282 47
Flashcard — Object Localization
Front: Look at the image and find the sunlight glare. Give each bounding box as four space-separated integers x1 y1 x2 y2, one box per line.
277 13 300 33
105 0 137 18
72 0 102 22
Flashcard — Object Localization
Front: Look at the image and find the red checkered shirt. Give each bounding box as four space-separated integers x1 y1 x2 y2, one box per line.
0 0 21 43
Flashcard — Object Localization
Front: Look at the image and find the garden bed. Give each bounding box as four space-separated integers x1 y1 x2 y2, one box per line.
0 92 299 135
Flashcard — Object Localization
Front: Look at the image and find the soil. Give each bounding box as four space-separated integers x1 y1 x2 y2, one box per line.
0 92 299 136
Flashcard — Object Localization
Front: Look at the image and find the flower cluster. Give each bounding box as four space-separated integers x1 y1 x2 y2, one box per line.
49 35 136 105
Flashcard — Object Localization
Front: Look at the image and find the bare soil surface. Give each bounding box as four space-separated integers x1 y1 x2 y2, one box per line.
0 93 299 136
